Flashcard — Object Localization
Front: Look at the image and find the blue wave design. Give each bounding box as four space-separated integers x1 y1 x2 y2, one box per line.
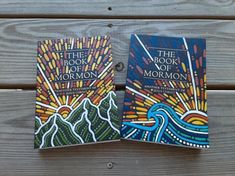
121 103 209 147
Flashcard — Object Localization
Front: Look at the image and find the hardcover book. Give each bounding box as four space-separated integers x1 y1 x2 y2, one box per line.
35 36 120 149
121 34 209 149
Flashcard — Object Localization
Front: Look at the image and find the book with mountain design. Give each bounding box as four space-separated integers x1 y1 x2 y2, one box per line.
121 34 209 149
35 36 120 149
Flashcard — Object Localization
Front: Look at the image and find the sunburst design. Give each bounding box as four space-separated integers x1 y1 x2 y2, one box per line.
122 34 209 148
36 36 115 123
35 36 120 149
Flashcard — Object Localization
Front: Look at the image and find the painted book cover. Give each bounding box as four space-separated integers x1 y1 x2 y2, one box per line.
35 36 120 149
121 34 209 149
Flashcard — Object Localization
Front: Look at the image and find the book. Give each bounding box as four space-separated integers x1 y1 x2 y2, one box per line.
35 36 120 149
121 34 209 149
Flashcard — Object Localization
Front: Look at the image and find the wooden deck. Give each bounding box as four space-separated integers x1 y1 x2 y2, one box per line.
0 1 235 175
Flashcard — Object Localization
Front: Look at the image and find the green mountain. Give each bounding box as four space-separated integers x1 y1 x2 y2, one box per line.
34 92 120 149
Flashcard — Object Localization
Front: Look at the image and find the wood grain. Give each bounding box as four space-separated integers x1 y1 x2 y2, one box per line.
0 19 235 86
0 0 235 18
0 90 234 176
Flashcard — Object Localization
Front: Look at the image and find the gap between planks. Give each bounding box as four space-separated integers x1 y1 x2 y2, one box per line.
0 15 235 20
0 84 126 91
0 84 235 91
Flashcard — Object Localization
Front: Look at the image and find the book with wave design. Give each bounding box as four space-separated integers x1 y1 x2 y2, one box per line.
35 36 120 149
121 34 209 149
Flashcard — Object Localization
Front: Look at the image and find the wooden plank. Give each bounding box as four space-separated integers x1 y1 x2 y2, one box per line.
0 19 235 87
0 90 235 176
0 0 235 18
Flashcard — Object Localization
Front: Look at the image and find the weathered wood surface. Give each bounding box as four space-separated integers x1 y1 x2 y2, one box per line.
0 19 235 87
0 1 235 175
0 0 235 18
0 90 234 176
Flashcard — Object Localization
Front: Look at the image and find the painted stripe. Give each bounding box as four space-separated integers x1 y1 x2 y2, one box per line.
131 120 156 124
83 101 97 142
134 34 160 70
125 129 137 139
50 117 58 147
40 120 55 148
71 38 74 49
126 86 157 104
35 116 42 126
169 81 189 111
66 82 70 105
180 110 208 120
36 101 58 111
155 114 165 142
183 38 198 110
90 61 113 87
